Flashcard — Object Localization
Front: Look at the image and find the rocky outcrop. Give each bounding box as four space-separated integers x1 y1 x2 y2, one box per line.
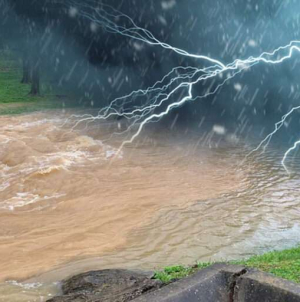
234 270 300 302
47 264 300 302
46 269 162 302
133 264 300 302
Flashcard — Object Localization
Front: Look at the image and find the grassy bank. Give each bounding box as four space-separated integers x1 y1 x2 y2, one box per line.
0 49 69 115
155 246 300 284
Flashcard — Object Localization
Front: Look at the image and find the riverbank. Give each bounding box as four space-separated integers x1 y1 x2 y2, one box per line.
155 246 300 284
46 247 300 301
0 49 78 115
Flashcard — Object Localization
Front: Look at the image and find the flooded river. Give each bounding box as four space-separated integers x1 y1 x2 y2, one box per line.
0 110 299 301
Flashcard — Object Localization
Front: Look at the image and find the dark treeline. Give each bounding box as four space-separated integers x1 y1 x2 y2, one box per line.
1 0 180 100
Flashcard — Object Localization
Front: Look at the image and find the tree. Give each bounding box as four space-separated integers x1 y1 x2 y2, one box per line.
21 48 32 84
29 59 40 95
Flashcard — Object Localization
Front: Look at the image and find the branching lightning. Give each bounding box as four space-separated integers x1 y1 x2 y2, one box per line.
282 140 300 173
66 0 300 171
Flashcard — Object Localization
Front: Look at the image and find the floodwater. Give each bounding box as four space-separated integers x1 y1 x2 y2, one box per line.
0 110 299 302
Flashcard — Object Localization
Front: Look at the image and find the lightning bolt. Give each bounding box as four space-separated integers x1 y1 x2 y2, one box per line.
247 106 300 155
64 0 300 171
282 140 300 174
246 106 300 174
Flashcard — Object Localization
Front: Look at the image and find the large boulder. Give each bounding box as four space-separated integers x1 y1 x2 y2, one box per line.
47 269 162 302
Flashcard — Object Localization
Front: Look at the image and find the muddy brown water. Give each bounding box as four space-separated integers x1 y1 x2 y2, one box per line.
0 110 299 301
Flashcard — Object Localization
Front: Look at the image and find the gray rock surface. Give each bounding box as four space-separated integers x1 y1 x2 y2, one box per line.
132 263 246 302
46 269 162 302
234 270 300 302
47 265 300 302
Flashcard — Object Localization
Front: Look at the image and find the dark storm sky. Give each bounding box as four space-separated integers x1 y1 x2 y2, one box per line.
1 0 300 140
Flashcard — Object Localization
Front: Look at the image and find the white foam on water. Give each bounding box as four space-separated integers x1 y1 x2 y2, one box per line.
1 280 60 302
64 135 123 161
0 134 11 144
33 150 89 168
106 149 122 159
3 119 48 131
0 164 13 192
0 192 65 211
0 181 10 192
0 124 123 213
6 281 43 290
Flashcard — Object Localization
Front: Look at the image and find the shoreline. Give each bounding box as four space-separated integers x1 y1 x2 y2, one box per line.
154 245 300 284
42 246 300 301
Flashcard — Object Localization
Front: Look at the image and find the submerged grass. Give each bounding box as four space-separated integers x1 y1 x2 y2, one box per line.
154 246 300 284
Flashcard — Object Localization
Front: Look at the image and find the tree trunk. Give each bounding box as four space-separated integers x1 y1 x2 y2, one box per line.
30 62 40 95
21 54 31 84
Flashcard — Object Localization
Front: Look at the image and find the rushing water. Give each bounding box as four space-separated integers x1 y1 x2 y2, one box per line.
0 110 299 301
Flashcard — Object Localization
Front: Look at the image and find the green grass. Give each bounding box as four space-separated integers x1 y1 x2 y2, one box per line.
154 263 212 283
236 246 300 283
154 246 300 284
0 51 33 104
0 49 69 114
0 49 108 115
0 70 42 104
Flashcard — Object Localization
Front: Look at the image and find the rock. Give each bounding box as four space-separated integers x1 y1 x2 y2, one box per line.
47 265 300 302
46 269 162 302
131 264 247 302
234 269 300 302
